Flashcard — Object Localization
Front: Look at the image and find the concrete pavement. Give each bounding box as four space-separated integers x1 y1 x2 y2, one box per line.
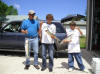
0 49 93 74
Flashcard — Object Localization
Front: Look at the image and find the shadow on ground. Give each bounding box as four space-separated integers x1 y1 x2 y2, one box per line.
56 62 68 69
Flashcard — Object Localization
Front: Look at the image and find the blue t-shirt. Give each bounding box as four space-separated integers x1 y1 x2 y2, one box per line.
21 19 40 37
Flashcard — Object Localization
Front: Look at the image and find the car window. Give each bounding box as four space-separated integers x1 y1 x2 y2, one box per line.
3 22 21 32
53 22 66 33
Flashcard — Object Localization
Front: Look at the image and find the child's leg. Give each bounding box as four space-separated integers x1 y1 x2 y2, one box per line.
42 44 47 68
68 53 74 69
48 44 54 70
74 53 85 70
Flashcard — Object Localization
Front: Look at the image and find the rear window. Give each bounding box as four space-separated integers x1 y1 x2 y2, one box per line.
52 22 66 33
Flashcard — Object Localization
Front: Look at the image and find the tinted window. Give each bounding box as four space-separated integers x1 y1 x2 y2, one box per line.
3 22 21 32
52 22 66 33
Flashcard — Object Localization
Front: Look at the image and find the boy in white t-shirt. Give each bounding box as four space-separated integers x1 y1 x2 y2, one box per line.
64 21 88 72
39 14 56 72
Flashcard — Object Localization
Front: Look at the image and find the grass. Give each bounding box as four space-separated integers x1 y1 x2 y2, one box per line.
80 36 86 48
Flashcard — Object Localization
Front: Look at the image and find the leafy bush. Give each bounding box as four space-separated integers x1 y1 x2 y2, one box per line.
80 36 86 48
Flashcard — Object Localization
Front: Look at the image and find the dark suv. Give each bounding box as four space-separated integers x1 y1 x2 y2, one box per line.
0 20 67 55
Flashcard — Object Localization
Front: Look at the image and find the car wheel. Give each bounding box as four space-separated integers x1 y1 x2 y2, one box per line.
39 45 56 59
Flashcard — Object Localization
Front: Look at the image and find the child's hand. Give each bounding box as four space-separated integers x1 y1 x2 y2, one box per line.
63 39 71 43
40 21 43 28
75 26 83 35
51 35 55 39
75 26 80 29
40 21 43 25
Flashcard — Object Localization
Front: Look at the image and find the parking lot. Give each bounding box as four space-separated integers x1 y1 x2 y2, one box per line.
0 49 94 74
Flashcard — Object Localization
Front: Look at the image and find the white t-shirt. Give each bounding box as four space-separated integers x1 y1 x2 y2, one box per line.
66 28 81 53
41 23 56 44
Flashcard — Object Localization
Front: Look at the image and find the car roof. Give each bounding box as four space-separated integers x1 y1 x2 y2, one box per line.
6 20 64 29
7 20 62 24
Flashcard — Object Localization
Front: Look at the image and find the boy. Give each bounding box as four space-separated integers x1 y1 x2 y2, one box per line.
40 14 56 72
64 21 88 72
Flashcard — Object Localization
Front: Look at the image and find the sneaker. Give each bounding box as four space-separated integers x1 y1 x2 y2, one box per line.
24 65 30 70
49 68 53 72
82 69 89 73
68 68 74 72
41 67 46 71
34 65 40 69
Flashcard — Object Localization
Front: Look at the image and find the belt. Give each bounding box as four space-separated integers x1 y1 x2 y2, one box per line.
26 36 37 39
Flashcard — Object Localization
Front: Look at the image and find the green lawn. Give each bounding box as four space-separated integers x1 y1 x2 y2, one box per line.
80 36 86 48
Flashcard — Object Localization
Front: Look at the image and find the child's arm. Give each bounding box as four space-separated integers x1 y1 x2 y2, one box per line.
75 26 83 36
63 39 72 43
38 21 43 41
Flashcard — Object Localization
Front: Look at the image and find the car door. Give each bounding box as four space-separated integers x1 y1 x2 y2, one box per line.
12 22 25 49
0 22 25 49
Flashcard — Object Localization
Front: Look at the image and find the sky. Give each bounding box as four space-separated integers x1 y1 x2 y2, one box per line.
2 0 87 20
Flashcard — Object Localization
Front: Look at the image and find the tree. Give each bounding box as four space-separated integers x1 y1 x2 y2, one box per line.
0 0 8 16
6 6 18 15
0 0 8 26
0 0 18 26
